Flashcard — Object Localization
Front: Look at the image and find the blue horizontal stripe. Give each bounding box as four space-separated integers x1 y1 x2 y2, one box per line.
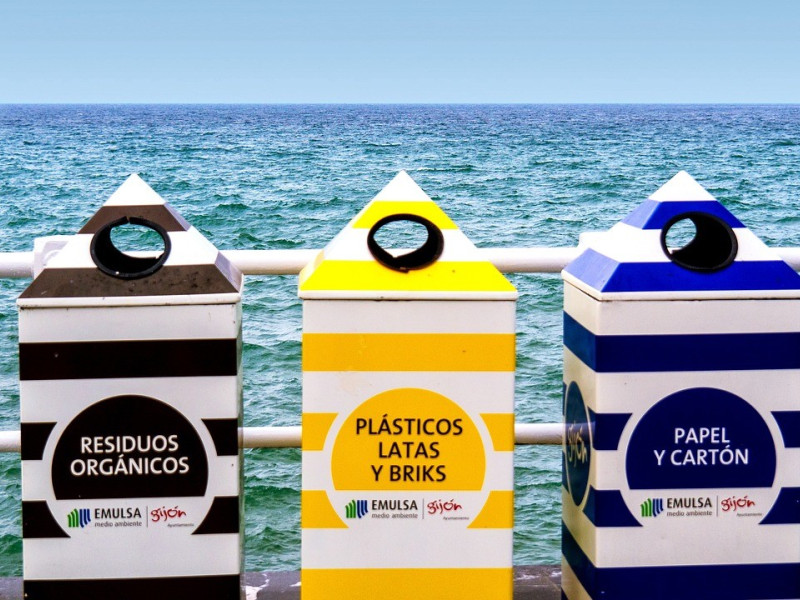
563 521 800 599
562 522 594 595
622 199 745 230
564 312 800 372
564 313 597 370
772 412 800 448
583 488 641 527
588 409 631 451
563 249 621 293
761 487 800 524
565 249 800 293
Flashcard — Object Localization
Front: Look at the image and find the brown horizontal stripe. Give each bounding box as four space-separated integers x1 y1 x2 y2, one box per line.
20 423 56 460
24 575 241 600
203 419 240 456
20 339 239 380
19 263 241 299
22 501 68 539
78 204 191 233
193 496 240 535
215 251 243 289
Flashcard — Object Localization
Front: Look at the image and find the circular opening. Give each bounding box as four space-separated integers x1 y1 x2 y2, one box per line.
663 217 697 250
367 213 444 272
372 219 431 253
90 217 171 279
109 222 168 255
660 212 738 272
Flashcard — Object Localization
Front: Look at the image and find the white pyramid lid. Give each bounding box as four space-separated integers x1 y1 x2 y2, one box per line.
563 172 800 300
299 171 516 300
19 175 242 307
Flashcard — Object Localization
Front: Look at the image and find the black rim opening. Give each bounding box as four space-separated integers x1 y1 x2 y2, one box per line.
366 213 444 272
90 216 171 279
660 211 738 272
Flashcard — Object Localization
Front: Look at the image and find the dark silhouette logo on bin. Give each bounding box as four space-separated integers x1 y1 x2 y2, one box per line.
52 395 208 500
626 388 776 490
564 382 591 507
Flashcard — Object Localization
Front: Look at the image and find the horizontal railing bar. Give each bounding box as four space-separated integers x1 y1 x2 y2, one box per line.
4 245 800 278
514 423 563 445
242 426 303 449
223 247 583 275
0 424 563 453
0 431 20 453
0 252 35 278
4 246 581 278
224 249 320 275
476 247 580 273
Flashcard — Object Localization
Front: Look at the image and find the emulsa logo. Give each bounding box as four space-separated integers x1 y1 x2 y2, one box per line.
368 498 421 521
89 505 146 530
96 506 143 520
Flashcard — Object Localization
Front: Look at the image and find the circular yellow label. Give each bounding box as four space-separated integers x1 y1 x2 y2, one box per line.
331 388 485 491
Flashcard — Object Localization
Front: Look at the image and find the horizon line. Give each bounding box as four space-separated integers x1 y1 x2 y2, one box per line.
2 101 800 107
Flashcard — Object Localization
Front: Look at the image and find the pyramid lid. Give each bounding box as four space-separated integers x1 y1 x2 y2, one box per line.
299 171 516 300
19 174 242 307
563 171 800 300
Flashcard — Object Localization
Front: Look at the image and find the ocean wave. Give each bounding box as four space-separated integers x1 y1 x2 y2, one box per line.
2 104 800 573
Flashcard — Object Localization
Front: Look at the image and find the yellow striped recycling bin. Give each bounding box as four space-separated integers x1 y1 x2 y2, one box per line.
298 171 518 600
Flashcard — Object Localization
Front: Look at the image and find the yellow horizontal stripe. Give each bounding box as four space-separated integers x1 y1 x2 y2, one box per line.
303 333 515 372
301 567 512 600
298 249 325 287
302 413 338 451
351 200 458 230
481 413 515 452
301 490 347 529
298 260 516 295
469 490 514 529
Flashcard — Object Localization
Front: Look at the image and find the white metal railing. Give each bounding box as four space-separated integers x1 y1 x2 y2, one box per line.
0 252 34 278
222 247 581 275
5 239 800 451
5 245 800 278
0 246 581 278
0 423 563 453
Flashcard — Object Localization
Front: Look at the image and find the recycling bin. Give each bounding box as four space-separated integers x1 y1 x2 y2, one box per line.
298 171 518 600
561 171 800 600
18 174 244 599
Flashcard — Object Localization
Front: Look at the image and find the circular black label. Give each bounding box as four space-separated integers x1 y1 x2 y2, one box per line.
52 395 209 500
564 382 591 507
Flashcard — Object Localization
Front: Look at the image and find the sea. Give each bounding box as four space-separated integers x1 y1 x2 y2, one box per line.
0 104 799 574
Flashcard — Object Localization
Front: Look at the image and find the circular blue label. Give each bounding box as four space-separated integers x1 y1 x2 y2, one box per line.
564 382 592 506
626 388 776 490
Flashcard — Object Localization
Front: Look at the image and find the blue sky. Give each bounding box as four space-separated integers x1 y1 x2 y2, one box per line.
1 0 798 103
